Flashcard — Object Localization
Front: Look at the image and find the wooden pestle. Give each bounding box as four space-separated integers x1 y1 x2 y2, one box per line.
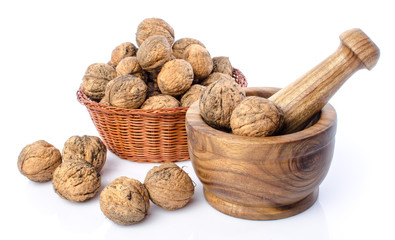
268 28 380 134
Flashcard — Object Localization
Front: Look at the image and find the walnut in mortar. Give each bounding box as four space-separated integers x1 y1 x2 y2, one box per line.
199 78 246 131
212 56 233 76
100 75 147 109
109 42 138 67
144 162 194 210
140 94 180 109
157 59 194 96
100 177 150 225
183 44 213 81
136 18 175 47
17 140 62 182
116 56 148 82
81 63 117 101
180 84 206 107
200 72 234 86
137 35 172 71
52 159 101 202
62 135 107 172
230 96 284 137
172 38 205 59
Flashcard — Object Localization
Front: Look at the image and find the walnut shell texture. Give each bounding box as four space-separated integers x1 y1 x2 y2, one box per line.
230 96 285 137
180 84 206 107
144 162 194 210
199 78 246 131
183 44 213 80
52 159 101 202
200 72 234 86
100 75 147 109
140 94 180 110
100 177 150 225
17 140 62 182
81 63 117 101
115 56 143 76
109 42 138 67
137 35 172 71
172 38 205 59
62 135 107 172
136 18 175 47
212 56 233 76
157 59 194 96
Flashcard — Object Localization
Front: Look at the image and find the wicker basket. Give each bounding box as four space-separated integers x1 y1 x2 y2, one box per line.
77 68 247 163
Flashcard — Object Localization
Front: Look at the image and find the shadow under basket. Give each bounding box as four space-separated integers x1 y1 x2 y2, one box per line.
77 68 247 163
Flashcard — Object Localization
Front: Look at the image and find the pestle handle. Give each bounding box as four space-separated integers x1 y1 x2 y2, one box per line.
268 28 380 134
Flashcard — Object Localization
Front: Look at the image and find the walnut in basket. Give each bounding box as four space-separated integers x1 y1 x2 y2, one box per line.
180 84 206 107
212 56 233 76
144 162 194 210
183 44 213 81
157 59 194 96
136 18 175 47
81 63 117 101
172 38 205 59
136 35 172 71
200 78 246 131
100 75 147 109
140 94 180 109
62 135 107 172
109 42 138 67
116 56 148 82
17 140 62 182
52 159 101 202
100 177 150 225
230 96 284 137
200 72 234 86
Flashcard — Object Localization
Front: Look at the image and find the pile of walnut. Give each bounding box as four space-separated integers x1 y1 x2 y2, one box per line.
18 137 194 226
81 18 235 109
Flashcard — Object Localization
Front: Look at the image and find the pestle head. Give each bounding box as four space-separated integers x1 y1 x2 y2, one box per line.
340 28 380 70
230 96 284 137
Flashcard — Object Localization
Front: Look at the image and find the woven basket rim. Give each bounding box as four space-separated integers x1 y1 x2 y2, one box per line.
77 87 189 116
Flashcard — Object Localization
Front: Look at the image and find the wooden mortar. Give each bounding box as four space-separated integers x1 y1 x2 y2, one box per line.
185 29 379 220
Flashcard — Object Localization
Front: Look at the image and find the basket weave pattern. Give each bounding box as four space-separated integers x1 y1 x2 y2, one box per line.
77 68 246 163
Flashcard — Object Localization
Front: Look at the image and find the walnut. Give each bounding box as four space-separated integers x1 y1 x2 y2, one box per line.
136 18 175 47
200 72 234 86
157 59 194 96
52 159 101 202
115 56 148 81
100 75 147 109
230 96 284 137
180 84 206 107
183 44 213 81
136 35 172 71
17 140 62 182
172 38 205 59
212 56 233 76
62 135 107 172
81 63 117 101
100 177 150 225
109 42 138 67
199 78 246 131
141 94 180 109
144 162 194 210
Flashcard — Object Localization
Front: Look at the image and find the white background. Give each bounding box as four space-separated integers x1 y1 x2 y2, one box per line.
1 0 394 239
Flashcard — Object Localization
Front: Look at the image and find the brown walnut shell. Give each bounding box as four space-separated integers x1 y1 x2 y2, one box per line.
109 42 138 67
200 72 234 86
52 159 101 202
81 63 117 101
230 96 285 137
136 35 172 71
180 84 206 107
62 135 107 172
199 78 246 131
144 162 194 210
212 56 233 76
100 177 150 225
172 38 205 59
183 44 213 81
157 59 194 96
140 94 180 110
136 18 175 47
17 140 62 182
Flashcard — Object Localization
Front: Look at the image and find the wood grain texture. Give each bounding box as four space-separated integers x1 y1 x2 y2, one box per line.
186 87 337 220
269 28 379 134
